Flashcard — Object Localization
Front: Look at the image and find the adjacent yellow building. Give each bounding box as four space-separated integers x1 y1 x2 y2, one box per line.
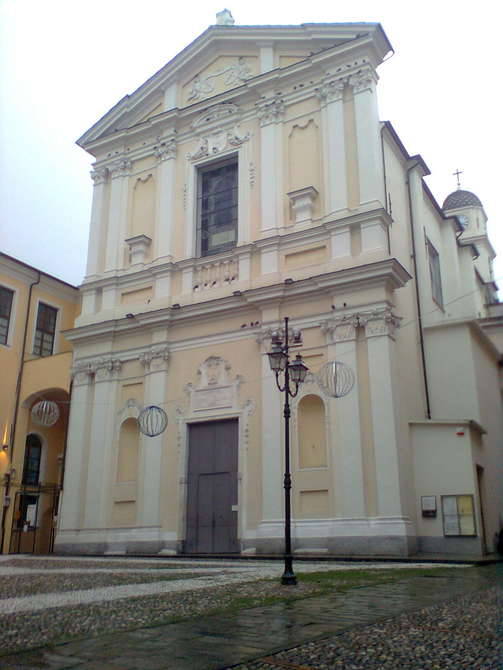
0 253 79 553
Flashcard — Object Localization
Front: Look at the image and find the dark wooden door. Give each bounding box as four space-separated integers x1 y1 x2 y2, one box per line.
186 419 239 553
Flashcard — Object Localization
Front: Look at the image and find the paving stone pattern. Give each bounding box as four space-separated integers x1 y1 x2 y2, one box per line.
0 563 500 669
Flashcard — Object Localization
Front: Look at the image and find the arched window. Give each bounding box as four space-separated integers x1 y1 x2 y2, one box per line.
298 394 327 469
22 434 42 485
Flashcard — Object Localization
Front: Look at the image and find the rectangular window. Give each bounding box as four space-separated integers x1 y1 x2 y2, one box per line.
197 158 238 257
33 303 58 357
426 238 443 307
441 495 476 536
0 286 14 345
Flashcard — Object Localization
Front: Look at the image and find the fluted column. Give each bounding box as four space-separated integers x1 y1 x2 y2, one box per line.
349 68 385 208
86 168 108 277
362 308 403 516
257 94 285 236
137 347 169 528
83 357 122 529
323 317 366 517
316 78 348 217
105 158 131 272
57 364 94 532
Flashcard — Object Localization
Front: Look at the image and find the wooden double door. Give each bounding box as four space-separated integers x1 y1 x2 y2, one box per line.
185 419 239 554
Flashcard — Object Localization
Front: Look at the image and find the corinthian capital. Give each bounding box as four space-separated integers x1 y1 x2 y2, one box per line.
361 307 401 339
256 94 285 126
315 78 345 105
90 167 108 185
154 133 177 162
321 314 360 342
349 67 377 94
94 357 123 380
109 157 132 179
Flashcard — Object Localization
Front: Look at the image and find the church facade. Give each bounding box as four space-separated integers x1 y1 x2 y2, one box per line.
55 18 502 557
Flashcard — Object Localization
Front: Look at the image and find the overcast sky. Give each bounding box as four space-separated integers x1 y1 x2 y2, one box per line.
1 0 501 292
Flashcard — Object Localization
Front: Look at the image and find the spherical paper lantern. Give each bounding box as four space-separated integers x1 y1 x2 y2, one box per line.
138 405 168 437
31 400 60 427
318 360 355 398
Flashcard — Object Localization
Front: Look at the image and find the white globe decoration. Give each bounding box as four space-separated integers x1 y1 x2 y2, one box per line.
138 405 168 437
317 360 355 398
31 400 60 427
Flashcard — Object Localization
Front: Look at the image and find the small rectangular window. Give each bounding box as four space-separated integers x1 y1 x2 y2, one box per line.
441 495 476 536
33 303 58 357
426 238 443 307
0 286 14 345
197 158 238 257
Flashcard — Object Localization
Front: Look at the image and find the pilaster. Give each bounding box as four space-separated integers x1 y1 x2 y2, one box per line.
86 168 108 277
137 346 169 528
154 132 177 262
316 78 348 215
58 363 95 532
256 326 283 524
83 357 122 529
349 68 385 207
361 308 403 516
105 157 131 272
257 94 285 235
322 316 366 517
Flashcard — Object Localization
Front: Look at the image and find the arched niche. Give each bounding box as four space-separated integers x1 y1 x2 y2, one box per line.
298 394 327 469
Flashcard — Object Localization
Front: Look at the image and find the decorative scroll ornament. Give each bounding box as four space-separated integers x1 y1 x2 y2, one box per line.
109 157 132 179
256 94 285 126
138 405 168 437
31 400 60 427
187 57 252 102
154 134 177 161
90 167 107 185
315 78 345 104
348 67 376 94
317 360 355 398
187 127 250 161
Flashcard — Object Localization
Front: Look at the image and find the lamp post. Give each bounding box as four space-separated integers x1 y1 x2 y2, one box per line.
267 316 308 585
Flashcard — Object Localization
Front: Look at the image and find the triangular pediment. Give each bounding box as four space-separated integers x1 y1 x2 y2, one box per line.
78 22 390 150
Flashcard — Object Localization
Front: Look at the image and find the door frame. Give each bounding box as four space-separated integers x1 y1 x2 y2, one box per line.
175 403 254 553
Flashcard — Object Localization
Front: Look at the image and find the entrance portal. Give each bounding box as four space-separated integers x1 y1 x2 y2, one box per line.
185 419 239 553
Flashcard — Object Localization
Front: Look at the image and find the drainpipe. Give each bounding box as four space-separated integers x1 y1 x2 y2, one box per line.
0 271 41 553
406 164 432 420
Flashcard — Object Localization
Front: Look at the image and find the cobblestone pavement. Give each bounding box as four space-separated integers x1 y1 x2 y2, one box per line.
0 556 500 669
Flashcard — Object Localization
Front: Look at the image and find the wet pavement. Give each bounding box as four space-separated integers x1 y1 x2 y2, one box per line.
1 564 501 669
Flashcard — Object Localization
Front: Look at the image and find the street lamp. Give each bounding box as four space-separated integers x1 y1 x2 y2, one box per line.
267 316 308 585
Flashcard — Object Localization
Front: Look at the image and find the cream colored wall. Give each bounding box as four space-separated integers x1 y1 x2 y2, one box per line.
411 422 478 540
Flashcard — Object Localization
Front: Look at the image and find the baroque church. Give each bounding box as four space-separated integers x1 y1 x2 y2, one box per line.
55 14 502 557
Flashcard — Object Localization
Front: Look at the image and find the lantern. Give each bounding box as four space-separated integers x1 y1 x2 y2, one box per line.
138 405 168 437
31 400 60 427
317 360 355 398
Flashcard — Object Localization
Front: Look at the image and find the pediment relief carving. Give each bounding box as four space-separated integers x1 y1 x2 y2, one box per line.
186 57 254 104
191 103 240 131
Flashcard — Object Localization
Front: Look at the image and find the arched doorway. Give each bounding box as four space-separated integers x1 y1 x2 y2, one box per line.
9 388 69 554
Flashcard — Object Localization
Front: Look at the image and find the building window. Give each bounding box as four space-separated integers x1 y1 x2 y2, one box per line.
197 158 238 257
441 495 476 536
33 302 57 356
426 238 443 307
0 286 14 345
22 434 42 486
